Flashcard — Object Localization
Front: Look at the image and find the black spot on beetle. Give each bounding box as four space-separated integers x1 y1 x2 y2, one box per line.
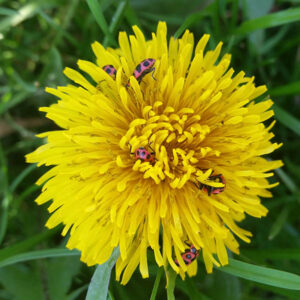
143 60 150 67
146 154 150 159
136 64 142 72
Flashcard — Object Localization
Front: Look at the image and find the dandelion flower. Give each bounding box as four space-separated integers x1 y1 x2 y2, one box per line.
26 22 283 284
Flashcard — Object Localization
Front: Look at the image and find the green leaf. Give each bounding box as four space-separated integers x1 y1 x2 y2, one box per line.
219 258 300 290
0 256 81 300
234 7 300 35
46 256 81 300
0 248 80 268
213 270 241 300
0 265 44 300
273 104 300 136
243 248 300 261
255 282 300 300
86 247 120 300
270 81 300 96
244 0 274 19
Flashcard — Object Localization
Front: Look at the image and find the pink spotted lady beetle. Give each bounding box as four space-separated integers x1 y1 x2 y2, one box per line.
102 65 117 77
126 58 156 87
175 242 199 266
194 173 226 196
129 143 155 165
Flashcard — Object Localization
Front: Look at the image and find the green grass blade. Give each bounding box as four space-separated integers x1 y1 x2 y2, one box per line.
0 249 80 268
275 168 298 193
0 143 12 245
184 277 212 300
234 7 300 35
219 258 300 290
268 206 290 240
173 7 213 39
103 0 127 46
0 91 31 117
37 9 77 46
150 267 163 300
52 0 80 46
124 2 141 27
0 227 61 261
260 25 289 55
86 0 115 46
273 104 300 136
9 164 37 193
86 0 109 33
270 81 300 96
14 184 41 208
0 3 39 33
86 247 120 300
66 285 89 300
109 1 127 36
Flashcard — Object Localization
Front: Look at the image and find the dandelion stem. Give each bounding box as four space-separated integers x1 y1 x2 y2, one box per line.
150 267 163 300
166 268 177 300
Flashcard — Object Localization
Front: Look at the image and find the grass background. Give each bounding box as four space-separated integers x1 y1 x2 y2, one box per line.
1 0 300 299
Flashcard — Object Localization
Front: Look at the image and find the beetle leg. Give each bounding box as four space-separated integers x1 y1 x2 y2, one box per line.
207 186 212 196
148 142 155 154
192 181 199 189
150 67 156 80
128 142 134 155
184 240 191 247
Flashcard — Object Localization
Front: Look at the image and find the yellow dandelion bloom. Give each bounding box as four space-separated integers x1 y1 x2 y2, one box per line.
26 22 283 284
